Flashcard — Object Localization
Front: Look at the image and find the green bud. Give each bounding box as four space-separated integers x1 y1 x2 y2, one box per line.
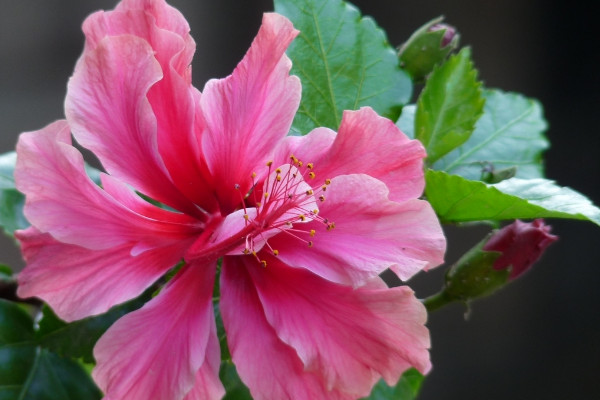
443 237 510 302
398 16 459 81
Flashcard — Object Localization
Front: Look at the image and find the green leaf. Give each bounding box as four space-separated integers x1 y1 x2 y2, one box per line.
37 289 152 363
220 362 252 400
362 369 424 400
0 189 28 235
434 89 549 179
396 104 416 139
426 170 600 226
274 0 412 134
416 48 485 163
0 300 101 400
0 152 17 190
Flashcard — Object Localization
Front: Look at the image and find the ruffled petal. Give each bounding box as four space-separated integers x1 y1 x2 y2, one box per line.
270 174 446 285
183 315 225 400
200 13 301 212
82 1 215 210
65 31 203 216
15 120 201 251
220 257 352 400
244 256 431 397
93 263 219 400
278 107 427 203
16 227 192 322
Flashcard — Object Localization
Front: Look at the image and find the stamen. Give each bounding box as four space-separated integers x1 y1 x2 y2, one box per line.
319 195 326 202
273 249 279 256
306 189 314 195
307 241 314 247
308 172 316 179
306 163 314 169
310 229 316 237
261 260 267 268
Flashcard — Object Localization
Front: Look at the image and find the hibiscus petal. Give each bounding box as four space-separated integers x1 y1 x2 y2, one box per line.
183 315 225 400
270 174 446 285
82 2 216 211
200 13 301 212
93 264 219 400
16 227 192 322
279 107 427 203
244 256 431 397
65 32 203 216
220 258 352 400
15 120 200 252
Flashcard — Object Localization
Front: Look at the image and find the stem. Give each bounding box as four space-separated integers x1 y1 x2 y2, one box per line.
423 291 456 312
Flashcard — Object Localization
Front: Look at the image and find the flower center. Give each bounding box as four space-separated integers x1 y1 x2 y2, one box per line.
184 156 334 266
236 156 334 267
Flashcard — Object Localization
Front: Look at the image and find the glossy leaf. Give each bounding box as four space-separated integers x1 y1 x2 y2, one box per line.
434 90 549 179
274 0 412 134
426 170 600 226
416 48 484 163
0 300 101 400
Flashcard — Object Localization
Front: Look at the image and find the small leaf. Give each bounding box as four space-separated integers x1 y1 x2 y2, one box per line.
0 300 101 399
434 89 549 179
275 0 412 134
416 48 485 163
37 289 152 363
362 368 424 400
220 362 252 400
426 170 600 225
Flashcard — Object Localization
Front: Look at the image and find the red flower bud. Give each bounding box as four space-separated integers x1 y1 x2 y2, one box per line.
428 23 457 48
483 219 558 280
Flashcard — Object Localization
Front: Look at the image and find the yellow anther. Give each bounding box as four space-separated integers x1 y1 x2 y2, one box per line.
299 214 306 221
276 175 282 182
321 185 327 191
264 192 269 199
308 172 316 179
290 154 297 162
261 260 267 268
243 214 249 220
325 179 331 185
310 229 316 237
307 163 314 169
312 209 319 215
298 161 303 167
273 250 279 256
319 195 326 202
306 189 314 195
242 249 250 254
252 172 257 178
256 202 262 207
327 222 336 231
276 168 282 174
266 161 273 167
307 241 314 247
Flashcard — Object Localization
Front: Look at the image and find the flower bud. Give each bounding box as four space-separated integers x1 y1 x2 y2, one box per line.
398 16 459 81
483 219 558 280
424 220 557 312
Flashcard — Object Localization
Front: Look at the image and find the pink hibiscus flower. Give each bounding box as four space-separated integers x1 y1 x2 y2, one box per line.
15 0 446 399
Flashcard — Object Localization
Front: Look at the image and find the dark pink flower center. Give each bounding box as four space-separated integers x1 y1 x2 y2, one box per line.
186 155 334 266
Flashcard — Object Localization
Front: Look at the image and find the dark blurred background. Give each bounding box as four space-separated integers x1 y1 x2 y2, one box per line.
1 1 598 399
